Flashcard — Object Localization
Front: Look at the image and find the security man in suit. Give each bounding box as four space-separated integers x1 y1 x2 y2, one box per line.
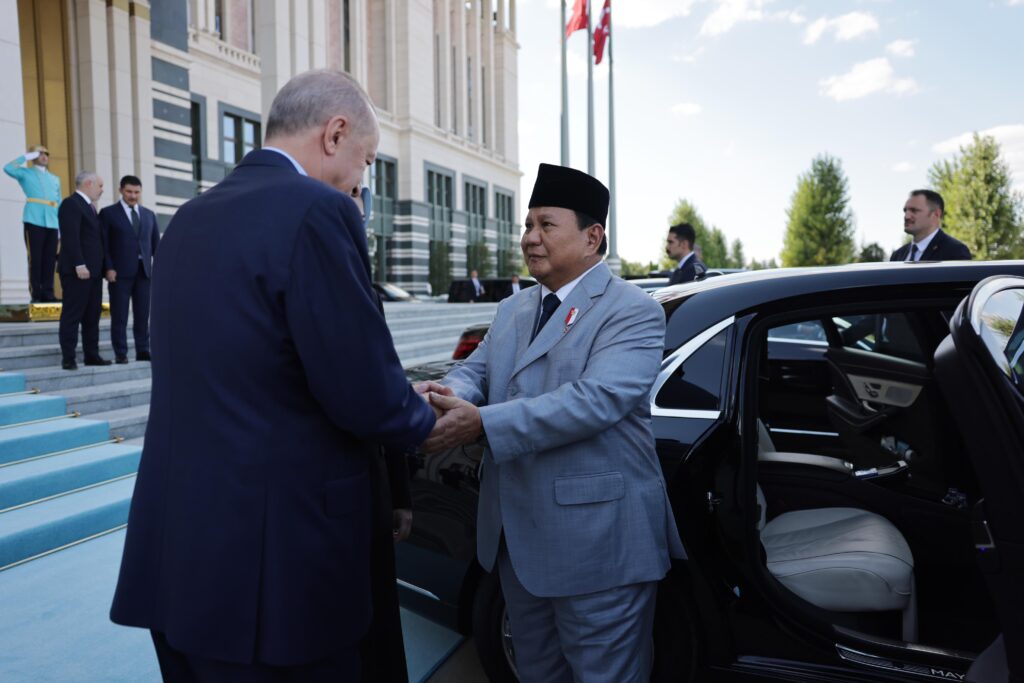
666 222 706 285
100 175 160 364
4 146 62 301
420 163 685 682
110 70 436 681
57 172 108 370
890 189 972 262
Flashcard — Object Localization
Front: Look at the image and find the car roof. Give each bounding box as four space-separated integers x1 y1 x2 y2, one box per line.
657 261 1024 349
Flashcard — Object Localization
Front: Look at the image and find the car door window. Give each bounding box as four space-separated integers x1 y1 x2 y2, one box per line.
656 328 728 411
837 313 924 362
768 320 827 345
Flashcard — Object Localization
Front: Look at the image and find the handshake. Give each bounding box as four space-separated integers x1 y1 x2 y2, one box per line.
413 382 482 455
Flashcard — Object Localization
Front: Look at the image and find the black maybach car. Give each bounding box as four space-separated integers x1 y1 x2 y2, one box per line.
397 261 1024 683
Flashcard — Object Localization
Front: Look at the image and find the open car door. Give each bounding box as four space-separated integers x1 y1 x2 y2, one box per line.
934 276 1024 683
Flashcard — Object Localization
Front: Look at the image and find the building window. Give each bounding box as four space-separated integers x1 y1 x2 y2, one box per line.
190 101 203 190
495 190 517 275
467 57 474 141
222 113 260 165
465 180 488 276
427 167 454 296
369 158 397 280
214 0 224 36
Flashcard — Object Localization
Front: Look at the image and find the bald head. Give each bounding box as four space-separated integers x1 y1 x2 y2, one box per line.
266 69 376 139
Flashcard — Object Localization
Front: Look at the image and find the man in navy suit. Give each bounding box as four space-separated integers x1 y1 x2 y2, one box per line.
101 175 160 364
890 189 972 262
110 70 436 681
666 222 706 285
57 172 108 370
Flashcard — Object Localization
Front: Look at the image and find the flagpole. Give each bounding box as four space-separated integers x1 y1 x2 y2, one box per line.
607 0 619 272
561 0 569 165
586 0 594 175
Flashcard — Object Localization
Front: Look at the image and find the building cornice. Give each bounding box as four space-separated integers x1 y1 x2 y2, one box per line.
187 28 261 77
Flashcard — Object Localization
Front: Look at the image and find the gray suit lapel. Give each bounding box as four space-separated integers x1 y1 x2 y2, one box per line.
511 263 610 377
514 287 540 365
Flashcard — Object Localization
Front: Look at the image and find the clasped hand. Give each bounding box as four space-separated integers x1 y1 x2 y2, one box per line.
414 381 482 454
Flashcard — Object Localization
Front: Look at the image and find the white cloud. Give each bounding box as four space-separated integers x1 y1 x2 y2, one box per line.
614 0 699 28
803 11 880 45
892 161 914 172
1008 0 1024 6
673 47 705 64
672 102 703 116
781 10 807 24
819 57 920 101
725 140 738 156
933 124 1024 191
886 39 917 58
700 0 769 37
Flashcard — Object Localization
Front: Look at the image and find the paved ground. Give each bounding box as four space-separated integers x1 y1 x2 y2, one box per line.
427 639 488 682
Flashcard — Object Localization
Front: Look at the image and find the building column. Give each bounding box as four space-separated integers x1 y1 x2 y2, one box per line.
437 0 451 131
509 0 516 34
254 1 292 123
484 0 495 149
128 0 155 195
386 0 397 116
308 0 326 69
469 0 482 145
107 0 134 184
73 0 114 189
452 0 466 138
0 0 29 302
350 0 368 85
289 0 310 74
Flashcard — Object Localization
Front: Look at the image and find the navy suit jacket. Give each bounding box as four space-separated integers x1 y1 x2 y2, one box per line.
667 254 706 285
57 193 105 275
110 150 435 666
100 202 160 278
890 229 972 262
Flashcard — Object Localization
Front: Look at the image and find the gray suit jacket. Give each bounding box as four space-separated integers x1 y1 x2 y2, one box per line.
442 263 685 598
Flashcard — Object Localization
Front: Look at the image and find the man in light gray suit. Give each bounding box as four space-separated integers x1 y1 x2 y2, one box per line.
420 163 685 682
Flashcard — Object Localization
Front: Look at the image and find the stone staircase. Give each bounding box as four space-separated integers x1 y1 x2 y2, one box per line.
0 302 495 680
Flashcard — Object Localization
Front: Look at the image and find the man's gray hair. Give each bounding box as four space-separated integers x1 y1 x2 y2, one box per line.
265 69 376 139
75 170 97 188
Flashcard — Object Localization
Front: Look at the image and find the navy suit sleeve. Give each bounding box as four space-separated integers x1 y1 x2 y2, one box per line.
150 212 160 257
285 194 436 450
59 199 84 267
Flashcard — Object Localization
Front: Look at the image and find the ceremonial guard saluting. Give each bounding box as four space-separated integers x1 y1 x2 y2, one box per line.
4 145 63 301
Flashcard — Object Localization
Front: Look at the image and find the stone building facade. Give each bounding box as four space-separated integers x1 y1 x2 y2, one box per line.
0 0 521 301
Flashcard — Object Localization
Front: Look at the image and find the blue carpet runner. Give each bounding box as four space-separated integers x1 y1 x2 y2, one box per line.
0 530 462 682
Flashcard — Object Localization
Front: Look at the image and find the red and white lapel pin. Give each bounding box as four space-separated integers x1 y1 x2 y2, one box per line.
563 307 579 332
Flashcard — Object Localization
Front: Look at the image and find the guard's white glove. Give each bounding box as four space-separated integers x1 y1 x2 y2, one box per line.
24 151 40 161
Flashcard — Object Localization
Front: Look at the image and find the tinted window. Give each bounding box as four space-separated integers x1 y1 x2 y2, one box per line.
837 313 924 362
657 328 728 410
769 320 827 344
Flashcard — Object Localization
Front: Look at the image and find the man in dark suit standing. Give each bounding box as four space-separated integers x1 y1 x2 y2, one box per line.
110 70 436 681
666 222 706 285
470 269 485 301
101 175 160 364
890 189 972 262
57 172 108 370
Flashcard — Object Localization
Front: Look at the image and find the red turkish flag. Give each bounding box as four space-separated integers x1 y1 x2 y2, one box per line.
566 0 588 38
593 0 611 64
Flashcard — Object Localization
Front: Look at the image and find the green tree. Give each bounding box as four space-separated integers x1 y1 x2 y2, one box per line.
856 242 886 262
620 259 660 276
748 258 779 270
928 133 1024 260
428 241 452 296
466 242 493 277
781 154 856 267
498 248 520 277
666 199 734 268
728 238 746 269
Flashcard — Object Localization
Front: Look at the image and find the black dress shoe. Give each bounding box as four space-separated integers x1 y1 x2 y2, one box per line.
136 351 152 362
62 360 78 370
84 356 112 366
115 355 129 364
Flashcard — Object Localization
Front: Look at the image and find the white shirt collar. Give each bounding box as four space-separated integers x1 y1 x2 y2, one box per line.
75 190 92 206
540 261 603 302
907 228 939 261
263 147 308 176
676 252 693 269
120 199 139 222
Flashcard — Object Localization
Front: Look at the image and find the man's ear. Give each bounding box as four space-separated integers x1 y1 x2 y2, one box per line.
322 115 349 155
587 224 605 254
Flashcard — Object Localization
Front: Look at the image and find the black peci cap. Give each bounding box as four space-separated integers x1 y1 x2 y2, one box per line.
528 163 609 226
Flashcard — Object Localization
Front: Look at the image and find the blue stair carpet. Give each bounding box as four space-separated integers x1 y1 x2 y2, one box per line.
0 530 463 682
0 393 66 426
0 372 26 394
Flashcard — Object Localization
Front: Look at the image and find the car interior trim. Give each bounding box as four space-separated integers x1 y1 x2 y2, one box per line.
769 427 840 438
395 578 442 602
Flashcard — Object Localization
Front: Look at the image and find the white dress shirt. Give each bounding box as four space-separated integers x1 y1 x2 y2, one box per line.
263 146 308 176
675 252 694 270
906 229 939 261
539 261 603 303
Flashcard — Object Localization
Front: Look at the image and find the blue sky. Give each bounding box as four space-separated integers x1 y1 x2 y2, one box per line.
515 0 1024 264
